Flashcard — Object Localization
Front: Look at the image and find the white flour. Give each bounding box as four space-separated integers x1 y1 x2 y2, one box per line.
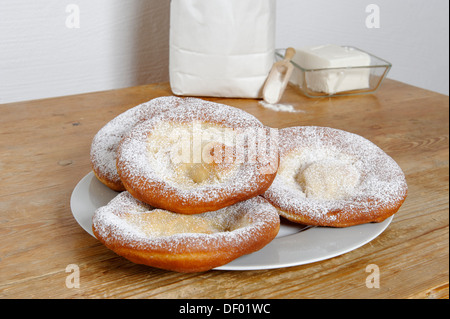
258 101 304 113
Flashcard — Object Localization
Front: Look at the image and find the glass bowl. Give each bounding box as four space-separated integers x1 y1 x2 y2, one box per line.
276 46 392 98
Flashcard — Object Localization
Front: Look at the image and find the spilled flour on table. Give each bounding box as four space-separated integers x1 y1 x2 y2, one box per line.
258 101 305 113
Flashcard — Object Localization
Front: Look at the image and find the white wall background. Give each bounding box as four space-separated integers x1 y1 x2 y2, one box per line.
0 0 171 104
0 0 448 104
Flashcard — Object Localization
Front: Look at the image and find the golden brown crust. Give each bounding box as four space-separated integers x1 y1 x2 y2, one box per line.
275 193 407 227
263 126 408 227
116 99 279 214
91 168 125 192
90 97 195 191
92 192 280 272
119 167 277 215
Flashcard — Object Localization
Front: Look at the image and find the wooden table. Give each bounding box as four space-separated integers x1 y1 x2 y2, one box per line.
0 80 448 300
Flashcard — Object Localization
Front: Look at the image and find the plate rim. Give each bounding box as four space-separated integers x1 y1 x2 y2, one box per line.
70 171 393 271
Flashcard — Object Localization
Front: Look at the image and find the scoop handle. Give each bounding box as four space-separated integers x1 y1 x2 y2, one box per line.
284 47 296 62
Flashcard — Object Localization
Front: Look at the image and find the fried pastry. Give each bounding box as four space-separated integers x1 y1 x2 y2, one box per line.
263 126 408 227
92 192 280 272
116 99 278 214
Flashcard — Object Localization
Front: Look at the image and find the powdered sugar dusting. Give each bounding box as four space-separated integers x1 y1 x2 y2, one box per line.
263 126 408 226
92 192 280 253
116 99 278 212
145 121 240 188
90 96 205 189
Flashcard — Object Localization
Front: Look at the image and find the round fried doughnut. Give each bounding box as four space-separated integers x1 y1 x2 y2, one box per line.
116 99 279 214
92 192 280 272
90 96 200 191
263 126 408 227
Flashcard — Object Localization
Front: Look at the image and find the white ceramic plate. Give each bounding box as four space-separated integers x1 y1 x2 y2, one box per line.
70 172 393 271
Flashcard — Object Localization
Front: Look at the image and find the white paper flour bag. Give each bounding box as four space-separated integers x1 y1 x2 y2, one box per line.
169 0 276 98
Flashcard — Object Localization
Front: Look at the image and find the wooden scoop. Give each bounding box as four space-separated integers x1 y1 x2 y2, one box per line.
263 47 296 104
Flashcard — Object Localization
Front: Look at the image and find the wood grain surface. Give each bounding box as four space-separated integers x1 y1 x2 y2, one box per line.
0 80 448 299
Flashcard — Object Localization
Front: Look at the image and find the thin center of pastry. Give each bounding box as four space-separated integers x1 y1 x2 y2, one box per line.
278 147 361 200
186 163 211 184
146 121 239 188
297 160 361 200
124 208 247 237
177 142 236 184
